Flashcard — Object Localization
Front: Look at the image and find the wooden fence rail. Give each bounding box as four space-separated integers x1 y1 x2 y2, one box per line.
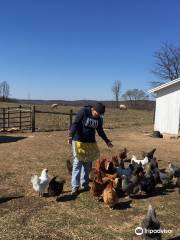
0 106 75 132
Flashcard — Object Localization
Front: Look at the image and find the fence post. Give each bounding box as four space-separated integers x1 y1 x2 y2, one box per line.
3 108 5 131
7 107 10 128
31 105 36 132
19 105 22 130
69 109 73 128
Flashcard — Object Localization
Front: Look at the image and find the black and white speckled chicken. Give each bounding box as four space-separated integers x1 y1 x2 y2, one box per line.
142 204 161 240
168 162 180 178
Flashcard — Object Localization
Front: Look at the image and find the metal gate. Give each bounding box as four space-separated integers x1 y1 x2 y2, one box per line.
0 105 33 132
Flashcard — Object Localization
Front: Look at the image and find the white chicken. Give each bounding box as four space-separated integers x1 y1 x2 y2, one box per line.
131 155 149 167
31 168 49 196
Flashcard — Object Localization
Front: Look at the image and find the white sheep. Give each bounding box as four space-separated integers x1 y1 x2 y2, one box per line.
119 104 127 110
51 104 59 109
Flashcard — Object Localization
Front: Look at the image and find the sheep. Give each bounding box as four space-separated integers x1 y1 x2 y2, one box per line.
51 104 59 109
119 104 127 110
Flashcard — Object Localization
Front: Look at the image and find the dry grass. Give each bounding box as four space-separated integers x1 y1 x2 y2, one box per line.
0 124 180 240
0 102 154 131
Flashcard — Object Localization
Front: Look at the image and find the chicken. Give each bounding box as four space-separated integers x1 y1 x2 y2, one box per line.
168 162 180 178
111 155 119 167
48 176 66 196
176 177 180 194
158 171 172 186
95 158 117 177
102 180 119 208
115 165 133 177
121 174 142 196
145 148 156 160
140 173 156 194
31 169 49 196
142 204 161 240
149 157 159 169
131 155 149 167
119 148 127 161
176 177 180 186
90 171 110 198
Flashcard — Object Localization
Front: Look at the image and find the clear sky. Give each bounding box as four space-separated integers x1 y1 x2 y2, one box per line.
0 0 180 100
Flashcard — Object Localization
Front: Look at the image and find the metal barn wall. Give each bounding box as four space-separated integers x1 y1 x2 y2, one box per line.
154 83 180 134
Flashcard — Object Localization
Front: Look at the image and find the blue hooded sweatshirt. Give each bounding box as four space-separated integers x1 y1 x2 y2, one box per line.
69 106 110 144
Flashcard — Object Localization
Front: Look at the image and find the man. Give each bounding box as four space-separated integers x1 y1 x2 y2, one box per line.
68 102 113 196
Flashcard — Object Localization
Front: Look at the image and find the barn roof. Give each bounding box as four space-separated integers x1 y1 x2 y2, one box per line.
148 78 180 93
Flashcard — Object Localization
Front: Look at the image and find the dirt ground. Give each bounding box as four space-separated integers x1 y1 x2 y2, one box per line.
0 126 180 240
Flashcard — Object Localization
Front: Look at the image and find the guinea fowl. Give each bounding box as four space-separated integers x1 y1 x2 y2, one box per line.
168 162 180 178
48 177 66 196
142 204 161 240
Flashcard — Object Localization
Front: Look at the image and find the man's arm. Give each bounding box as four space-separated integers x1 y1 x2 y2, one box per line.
96 121 110 144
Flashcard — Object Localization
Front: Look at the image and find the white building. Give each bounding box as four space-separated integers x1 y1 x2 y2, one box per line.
149 78 180 135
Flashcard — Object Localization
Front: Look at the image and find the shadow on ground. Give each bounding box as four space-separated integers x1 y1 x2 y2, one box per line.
114 200 132 210
56 193 78 202
0 195 24 204
131 184 176 200
0 136 27 144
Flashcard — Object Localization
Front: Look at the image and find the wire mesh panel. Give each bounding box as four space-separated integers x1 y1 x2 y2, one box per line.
35 110 76 131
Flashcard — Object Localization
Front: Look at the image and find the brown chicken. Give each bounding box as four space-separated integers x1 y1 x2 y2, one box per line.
119 148 127 161
102 180 119 208
111 155 119 167
90 171 110 198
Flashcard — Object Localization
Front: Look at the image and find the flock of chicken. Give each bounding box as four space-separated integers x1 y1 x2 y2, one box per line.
90 148 180 207
31 148 180 202
30 148 180 240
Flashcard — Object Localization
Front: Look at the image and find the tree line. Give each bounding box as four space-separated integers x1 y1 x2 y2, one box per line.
112 42 180 108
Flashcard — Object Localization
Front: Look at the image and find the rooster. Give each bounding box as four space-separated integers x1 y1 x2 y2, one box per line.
31 169 49 196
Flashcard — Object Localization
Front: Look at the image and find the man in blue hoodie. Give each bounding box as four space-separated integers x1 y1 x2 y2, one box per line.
68 102 113 195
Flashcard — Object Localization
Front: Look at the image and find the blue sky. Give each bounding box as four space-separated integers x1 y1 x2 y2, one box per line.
0 0 180 100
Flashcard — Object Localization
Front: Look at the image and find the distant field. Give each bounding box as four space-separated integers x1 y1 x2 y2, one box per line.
0 102 154 132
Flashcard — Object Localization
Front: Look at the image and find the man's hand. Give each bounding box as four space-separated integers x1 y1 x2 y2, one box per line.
107 141 113 148
68 137 72 145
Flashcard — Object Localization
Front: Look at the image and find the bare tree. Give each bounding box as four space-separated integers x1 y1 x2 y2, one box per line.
112 80 121 108
151 43 180 86
122 89 149 107
0 81 10 101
